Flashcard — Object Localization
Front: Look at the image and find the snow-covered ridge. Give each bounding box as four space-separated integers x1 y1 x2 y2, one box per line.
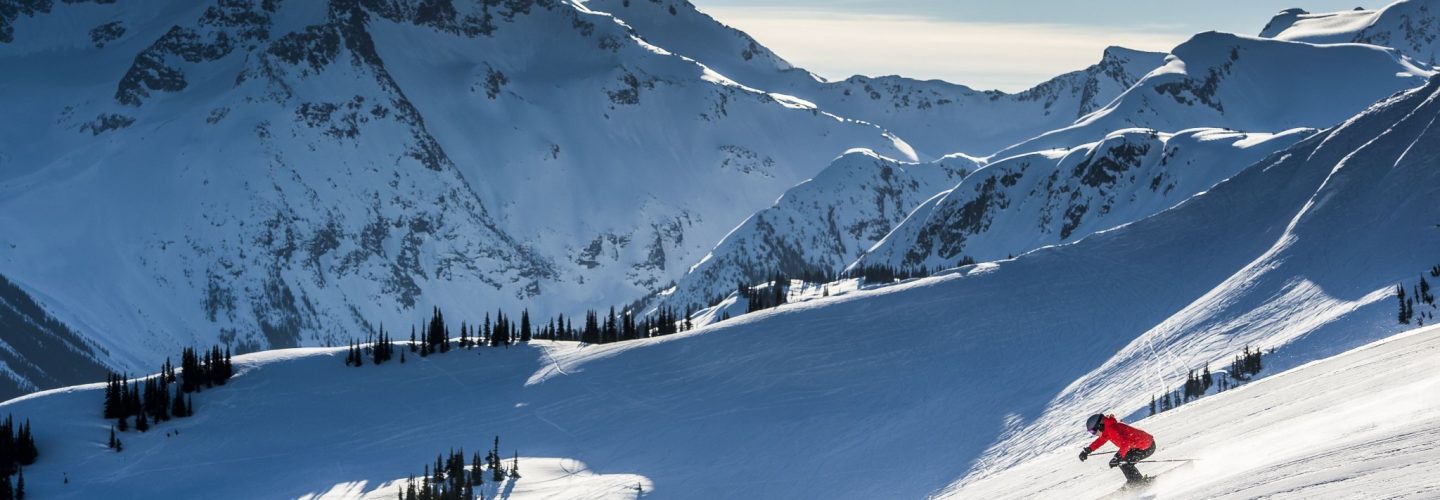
585 0 1166 157
1001 30 1433 156
1261 0 1440 65
856 127 1313 273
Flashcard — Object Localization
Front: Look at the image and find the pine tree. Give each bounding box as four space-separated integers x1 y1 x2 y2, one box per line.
14 469 22 500
472 452 484 485
1399 285 1411 324
135 406 149 432
510 451 520 479
521 309 532 343
1148 395 1156 416
172 385 187 417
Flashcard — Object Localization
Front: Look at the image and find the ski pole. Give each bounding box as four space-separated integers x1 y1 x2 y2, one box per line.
1137 459 1198 463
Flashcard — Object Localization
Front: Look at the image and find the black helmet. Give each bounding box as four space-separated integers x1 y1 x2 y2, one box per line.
1086 414 1105 434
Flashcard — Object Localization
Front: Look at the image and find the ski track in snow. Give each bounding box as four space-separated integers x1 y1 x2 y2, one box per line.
942 325 1440 499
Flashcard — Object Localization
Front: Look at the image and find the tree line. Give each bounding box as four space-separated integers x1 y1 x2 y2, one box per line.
399 436 518 500
1150 346 1263 416
103 345 232 442
1397 272 1436 326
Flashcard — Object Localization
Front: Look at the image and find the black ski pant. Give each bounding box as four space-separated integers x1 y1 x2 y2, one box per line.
1119 443 1156 483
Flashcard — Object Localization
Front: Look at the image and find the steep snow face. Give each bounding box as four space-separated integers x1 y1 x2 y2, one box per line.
0 0 913 369
1261 0 1440 65
586 0 1165 157
1001 31 1433 156
858 127 1313 272
658 149 977 311
5 75 1437 500
944 325 1440 499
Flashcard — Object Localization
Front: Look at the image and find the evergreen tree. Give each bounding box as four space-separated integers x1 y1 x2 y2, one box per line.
1399 285 1411 324
109 427 117 449
604 307 617 344
172 385 187 417
14 469 21 500
521 309 532 343
1148 395 1156 416
471 452 484 485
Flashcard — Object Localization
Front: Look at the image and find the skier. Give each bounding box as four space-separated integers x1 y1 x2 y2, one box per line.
1078 413 1156 485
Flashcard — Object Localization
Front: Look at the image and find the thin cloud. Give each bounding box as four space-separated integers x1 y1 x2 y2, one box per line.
704 7 1187 92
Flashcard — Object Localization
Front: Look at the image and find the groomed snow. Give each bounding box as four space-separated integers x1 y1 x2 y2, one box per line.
941 324 1440 499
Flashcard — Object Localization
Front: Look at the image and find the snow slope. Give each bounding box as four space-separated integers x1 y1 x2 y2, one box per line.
585 0 1166 157
857 127 1312 273
0 0 913 370
0 274 110 400
1261 0 1440 66
1000 31 1432 156
964 72 1440 478
2 73 1437 499
943 324 1440 499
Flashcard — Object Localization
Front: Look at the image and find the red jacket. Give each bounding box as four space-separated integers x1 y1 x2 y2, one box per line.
1087 415 1153 456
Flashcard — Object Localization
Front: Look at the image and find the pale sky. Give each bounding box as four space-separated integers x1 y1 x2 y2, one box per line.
692 1 1390 92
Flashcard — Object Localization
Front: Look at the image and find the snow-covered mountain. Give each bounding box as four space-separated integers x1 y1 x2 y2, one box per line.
0 0 916 369
655 18 1432 314
1261 0 1440 66
1001 31 1432 156
3 71 1438 499
586 0 1166 157
856 127 1313 273
658 149 977 311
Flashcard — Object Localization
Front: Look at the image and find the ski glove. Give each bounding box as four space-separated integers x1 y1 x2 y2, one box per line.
1078 448 1090 462
1108 454 1123 468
